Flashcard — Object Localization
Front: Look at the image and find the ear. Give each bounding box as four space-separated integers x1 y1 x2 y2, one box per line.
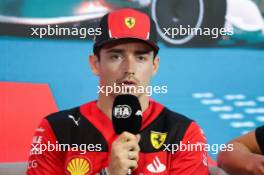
89 54 100 76
152 56 160 76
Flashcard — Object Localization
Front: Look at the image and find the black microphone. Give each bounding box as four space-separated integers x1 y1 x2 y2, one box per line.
112 94 142 134
112 94 142 175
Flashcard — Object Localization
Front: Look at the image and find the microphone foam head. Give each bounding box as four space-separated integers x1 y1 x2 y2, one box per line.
112 94 142 134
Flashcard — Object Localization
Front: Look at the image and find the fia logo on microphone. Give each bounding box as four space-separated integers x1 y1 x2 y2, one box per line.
114 105 132 118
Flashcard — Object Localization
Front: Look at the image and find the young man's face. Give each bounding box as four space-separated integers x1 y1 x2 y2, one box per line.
90 41 159 98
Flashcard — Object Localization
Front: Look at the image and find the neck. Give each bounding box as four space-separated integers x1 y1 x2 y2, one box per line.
97 93 149 120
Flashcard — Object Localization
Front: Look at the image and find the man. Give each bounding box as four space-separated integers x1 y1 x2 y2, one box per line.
27 8 209 175
218 125 264 175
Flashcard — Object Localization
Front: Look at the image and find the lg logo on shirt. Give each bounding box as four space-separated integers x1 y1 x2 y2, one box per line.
113 105 132 118
28 160 38 169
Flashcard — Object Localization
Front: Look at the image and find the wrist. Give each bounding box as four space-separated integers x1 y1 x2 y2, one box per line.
105 166 115 175
100 167 110 175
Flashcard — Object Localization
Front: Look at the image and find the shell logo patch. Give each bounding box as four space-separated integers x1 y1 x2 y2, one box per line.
150 131 167 149
124 17 136 29
66 157 91 175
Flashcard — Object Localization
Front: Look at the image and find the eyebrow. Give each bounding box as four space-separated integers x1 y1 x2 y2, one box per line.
134 50 152 55
106 48 152 55
106 49 124 54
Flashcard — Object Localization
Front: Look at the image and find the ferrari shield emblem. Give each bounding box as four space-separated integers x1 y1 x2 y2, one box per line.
150 131 167 149
125 17 136 29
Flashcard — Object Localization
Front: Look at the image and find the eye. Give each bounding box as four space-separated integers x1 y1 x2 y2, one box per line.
137 55 148 61
110 54 123 61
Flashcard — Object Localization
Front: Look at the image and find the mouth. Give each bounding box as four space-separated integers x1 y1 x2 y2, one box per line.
120 80 137 86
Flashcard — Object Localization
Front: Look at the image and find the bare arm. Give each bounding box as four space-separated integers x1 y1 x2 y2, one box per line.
217 130 264 175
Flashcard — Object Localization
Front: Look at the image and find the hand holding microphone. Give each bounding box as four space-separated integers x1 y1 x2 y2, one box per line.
108 95 142 175
108 132 140 175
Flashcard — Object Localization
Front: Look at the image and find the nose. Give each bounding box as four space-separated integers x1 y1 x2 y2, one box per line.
123 55 136 75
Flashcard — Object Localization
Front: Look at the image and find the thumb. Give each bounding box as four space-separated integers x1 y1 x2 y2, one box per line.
136 134 141 142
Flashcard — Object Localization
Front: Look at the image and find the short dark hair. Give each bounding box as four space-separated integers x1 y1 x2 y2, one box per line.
94 48 157 62
94 39 158 61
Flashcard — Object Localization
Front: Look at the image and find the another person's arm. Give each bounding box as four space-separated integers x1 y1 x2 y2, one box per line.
217 126 264 175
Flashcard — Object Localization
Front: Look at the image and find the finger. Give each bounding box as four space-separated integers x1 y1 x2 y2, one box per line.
127 151 139 161
125 159 138 170
117 132 137 142
123 140 140 152
258 165 264 175
260 159 264 166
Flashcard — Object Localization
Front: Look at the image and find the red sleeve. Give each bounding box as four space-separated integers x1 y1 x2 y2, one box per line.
169 122 210 175
26 119 65 175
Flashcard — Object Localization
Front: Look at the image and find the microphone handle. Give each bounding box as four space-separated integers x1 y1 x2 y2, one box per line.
127 168 132 175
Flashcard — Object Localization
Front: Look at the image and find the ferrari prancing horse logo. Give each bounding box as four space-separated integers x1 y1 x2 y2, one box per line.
150 131 167 149
125 17 136 29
